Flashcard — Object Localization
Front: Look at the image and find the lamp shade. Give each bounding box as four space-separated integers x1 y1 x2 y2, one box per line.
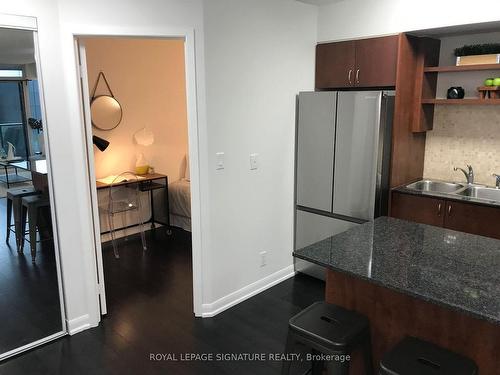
93 135 110 152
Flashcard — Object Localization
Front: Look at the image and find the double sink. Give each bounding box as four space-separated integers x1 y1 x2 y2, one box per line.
406 180 500 204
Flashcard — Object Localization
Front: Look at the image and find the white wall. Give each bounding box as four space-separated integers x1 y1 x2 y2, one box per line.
317 0 500 42
84 37 189 181
202 0 317 307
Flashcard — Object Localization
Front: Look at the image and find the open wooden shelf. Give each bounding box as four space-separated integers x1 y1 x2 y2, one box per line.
424 63 500 73
422 98 500 105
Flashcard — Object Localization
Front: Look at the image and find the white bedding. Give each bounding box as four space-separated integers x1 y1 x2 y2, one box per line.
168 178 191 231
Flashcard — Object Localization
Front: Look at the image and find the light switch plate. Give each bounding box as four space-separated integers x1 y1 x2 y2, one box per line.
250 153 259 170
216 152 224 170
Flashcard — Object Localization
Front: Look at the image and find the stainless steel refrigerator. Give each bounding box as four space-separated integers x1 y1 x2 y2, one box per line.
294 91 394 279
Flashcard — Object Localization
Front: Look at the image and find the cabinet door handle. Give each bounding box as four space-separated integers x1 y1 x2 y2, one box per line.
348 69 353 85
355 69 360 84
437 203 442 216
448 204 452 216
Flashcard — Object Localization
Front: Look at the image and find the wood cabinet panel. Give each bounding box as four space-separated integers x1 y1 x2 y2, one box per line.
315 41 355 89
354 35 399 87
444 201 500 239
325 269 500 375
391 192 445 227
390 34 427 188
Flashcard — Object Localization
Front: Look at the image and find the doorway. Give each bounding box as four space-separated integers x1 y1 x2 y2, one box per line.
76 33 202 320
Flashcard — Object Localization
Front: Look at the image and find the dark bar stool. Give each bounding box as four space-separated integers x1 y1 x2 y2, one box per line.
6 187 37 251
20 194 51 263
282 301 373 375
379 336 478 375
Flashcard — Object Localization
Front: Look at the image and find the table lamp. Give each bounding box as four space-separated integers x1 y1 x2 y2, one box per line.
93 135 110 152
134 128 154 175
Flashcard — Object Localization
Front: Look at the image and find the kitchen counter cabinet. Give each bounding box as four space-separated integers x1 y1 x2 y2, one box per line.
391 190 500 239
391 192 445 227
444 200 500 239
293 217 500 374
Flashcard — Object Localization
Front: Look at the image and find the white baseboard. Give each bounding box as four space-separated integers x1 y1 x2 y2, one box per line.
201 265 296 318
66 314 91 335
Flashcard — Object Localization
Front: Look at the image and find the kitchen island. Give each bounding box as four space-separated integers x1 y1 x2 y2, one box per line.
293 217 500 374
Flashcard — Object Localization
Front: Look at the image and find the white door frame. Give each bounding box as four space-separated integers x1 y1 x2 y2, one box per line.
72 27 203 319
76 40 108 315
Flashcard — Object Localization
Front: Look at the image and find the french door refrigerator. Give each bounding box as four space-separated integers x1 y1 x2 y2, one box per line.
294 91 394 279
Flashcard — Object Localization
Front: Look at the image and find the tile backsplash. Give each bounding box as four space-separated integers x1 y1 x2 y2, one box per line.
423 105 500 186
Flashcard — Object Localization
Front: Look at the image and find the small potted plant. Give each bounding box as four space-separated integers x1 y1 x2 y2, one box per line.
454 43 500 66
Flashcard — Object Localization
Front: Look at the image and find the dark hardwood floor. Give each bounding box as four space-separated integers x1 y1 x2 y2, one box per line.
0 227 325 374
0 197 62 355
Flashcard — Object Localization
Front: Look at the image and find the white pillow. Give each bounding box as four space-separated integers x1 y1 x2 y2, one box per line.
185 154 190 181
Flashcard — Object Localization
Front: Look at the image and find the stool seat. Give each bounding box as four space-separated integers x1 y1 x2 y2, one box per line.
7 187 37 199
22 195 50 208
282 301 373 375
290 301 370 350
380 336 478 375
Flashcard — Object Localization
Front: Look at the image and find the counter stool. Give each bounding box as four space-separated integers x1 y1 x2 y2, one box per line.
282 301 373 375
20 194 51 263
379 336 478 375
6 187 37 251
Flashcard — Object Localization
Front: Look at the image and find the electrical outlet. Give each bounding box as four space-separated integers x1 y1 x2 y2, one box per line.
259 251 267 267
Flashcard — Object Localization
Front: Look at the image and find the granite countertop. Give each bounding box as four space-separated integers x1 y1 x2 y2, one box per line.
293 217 500 325
394 183 500 208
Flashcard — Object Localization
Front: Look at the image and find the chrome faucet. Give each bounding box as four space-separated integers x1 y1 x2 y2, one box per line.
493 173 500 188
454 165 474 184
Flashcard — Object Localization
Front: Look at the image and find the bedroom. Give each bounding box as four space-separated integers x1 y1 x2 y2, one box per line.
80 36 193 316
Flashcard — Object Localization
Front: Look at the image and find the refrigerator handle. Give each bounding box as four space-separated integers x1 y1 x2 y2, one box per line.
374 92 394 218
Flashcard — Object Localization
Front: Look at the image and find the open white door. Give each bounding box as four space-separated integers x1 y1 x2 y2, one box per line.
77 40 107 315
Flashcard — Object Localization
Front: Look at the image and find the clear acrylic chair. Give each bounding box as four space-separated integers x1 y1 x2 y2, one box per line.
107 172 147 259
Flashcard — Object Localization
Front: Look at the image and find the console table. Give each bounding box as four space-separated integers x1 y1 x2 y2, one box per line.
96 173 172 235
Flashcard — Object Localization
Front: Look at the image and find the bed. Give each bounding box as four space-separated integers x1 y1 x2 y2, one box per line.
168 177 191 232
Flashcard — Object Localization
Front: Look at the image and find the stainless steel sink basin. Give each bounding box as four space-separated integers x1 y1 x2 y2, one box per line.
456 186 500 202
406 180 465 194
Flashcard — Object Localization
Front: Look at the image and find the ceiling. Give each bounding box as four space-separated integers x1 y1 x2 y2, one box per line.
296 0 346 6
0 28 35 66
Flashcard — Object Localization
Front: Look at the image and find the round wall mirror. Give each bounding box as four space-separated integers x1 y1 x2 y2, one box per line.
91 95 123 131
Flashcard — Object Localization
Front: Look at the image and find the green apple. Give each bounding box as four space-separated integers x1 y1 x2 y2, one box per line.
484 78 495 86
493 77 500 86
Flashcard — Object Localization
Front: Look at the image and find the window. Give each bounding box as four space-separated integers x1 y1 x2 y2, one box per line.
0 69 23 78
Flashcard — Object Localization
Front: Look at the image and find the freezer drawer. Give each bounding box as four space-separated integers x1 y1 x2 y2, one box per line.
296 91 337 212
295 209 358 280
332 91 382 220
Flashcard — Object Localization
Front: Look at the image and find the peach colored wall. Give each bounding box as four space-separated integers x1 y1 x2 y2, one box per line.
84 37 188 181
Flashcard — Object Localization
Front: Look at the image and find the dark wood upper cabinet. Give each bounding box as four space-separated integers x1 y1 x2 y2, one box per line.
444 201 500 240
315 41 355 89
354 35 399 87
315 35 399 89
391 191 445 227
